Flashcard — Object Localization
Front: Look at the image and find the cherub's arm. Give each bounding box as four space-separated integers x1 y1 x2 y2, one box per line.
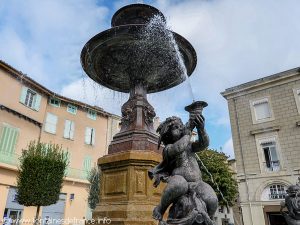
165 135 191 158
191 115 209 152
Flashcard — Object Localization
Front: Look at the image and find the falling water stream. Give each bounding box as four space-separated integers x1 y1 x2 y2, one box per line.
142 14 196 101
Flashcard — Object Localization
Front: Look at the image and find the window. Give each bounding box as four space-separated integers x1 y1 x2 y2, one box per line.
0 123 19 155
261 140 280 172
269 184 286 199
67 104 77 115
293 88 300 114
12 193 18 202
250 97 274 124
49 97 60 107
221 218 230 225
87 109 97 120
25 89 36 108
219 206 224 213
20 86 41 111
63 120 75 140
85 127 95 145
44 113 58 134
252 98 272 121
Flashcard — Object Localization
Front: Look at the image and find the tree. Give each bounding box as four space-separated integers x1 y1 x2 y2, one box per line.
17 141 68 224
196 149 238 207
87 167 100 210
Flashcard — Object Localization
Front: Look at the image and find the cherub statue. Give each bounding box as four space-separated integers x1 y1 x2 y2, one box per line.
281 178 300 225
148 101 218 225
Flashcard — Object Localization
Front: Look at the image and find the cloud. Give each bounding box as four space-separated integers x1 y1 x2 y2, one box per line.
0 0 109 91
61 77 128 115
222 138 234 159
1 0 300 155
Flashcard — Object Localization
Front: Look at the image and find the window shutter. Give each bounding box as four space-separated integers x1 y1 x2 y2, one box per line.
64 151 70 175
65 151 70 163
20 87 28 104
269 146 278 161
83 156 91 171
70 121 75 140
0 125 19 154
64 120 71 138
0 126 9 152
254 102 271 120
33 94 41 111
45 113 58 134
85 127 91 144
83 156 92 179
91 128 95 145
9 128 19 154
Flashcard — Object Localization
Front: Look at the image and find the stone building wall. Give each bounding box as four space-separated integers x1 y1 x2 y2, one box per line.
222 67 300 225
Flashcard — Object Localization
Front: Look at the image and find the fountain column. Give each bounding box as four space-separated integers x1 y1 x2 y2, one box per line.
96 83 163 225
108 81 159 154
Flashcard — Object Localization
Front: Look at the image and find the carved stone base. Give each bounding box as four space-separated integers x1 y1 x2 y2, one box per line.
108 130 160 154
95 150 165 225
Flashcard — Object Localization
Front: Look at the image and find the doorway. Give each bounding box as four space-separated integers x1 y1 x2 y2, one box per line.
4 209 22 225
267 213 287 225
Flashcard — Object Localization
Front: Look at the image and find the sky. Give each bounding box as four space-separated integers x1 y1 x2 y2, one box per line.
1 0 300 158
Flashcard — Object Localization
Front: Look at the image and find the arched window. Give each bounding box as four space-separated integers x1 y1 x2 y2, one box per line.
269 184 286 199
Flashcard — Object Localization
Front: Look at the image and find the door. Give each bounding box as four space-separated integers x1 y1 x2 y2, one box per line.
41 194 66 225
268 213 287 225
6 209 22 225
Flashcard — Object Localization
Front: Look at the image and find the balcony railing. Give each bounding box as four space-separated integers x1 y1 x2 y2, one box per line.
0 151 20 166
66 167 90 180
0 151 89 181
269 192 286 200
264 160 280 172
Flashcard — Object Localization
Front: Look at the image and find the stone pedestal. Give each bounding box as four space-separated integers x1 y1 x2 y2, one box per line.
94 150 164 225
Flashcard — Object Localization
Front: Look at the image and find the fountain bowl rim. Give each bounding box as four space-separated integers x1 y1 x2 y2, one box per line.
80 24 197 93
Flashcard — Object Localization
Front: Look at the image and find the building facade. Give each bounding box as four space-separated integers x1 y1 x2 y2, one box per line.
0 61 121 224
222 68 300 225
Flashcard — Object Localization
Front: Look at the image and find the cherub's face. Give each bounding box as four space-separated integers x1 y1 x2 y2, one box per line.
170 124 183 142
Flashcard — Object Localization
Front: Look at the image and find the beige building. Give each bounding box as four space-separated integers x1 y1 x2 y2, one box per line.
0 61 120 224
222 68 300 225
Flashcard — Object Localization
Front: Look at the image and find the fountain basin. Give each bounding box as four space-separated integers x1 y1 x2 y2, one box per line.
81 24 197 93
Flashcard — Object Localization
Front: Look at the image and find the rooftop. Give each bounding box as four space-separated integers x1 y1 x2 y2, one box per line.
221 67 300 98
0 60 121 119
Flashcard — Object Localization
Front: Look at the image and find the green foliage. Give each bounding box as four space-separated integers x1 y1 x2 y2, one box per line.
87 167 100 210
197 149 238 207
17 141 69 207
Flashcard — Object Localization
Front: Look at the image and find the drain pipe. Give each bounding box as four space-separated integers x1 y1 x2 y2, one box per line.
233 97 254 225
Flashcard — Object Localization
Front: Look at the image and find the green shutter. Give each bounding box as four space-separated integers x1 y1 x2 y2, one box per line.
20 87 28 104
0 125 19 154
0 126 9 152
33 94 41 111
83 156 92 179
65 151 70 175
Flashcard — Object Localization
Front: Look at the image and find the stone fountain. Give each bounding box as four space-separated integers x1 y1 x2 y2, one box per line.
81 4 205 225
